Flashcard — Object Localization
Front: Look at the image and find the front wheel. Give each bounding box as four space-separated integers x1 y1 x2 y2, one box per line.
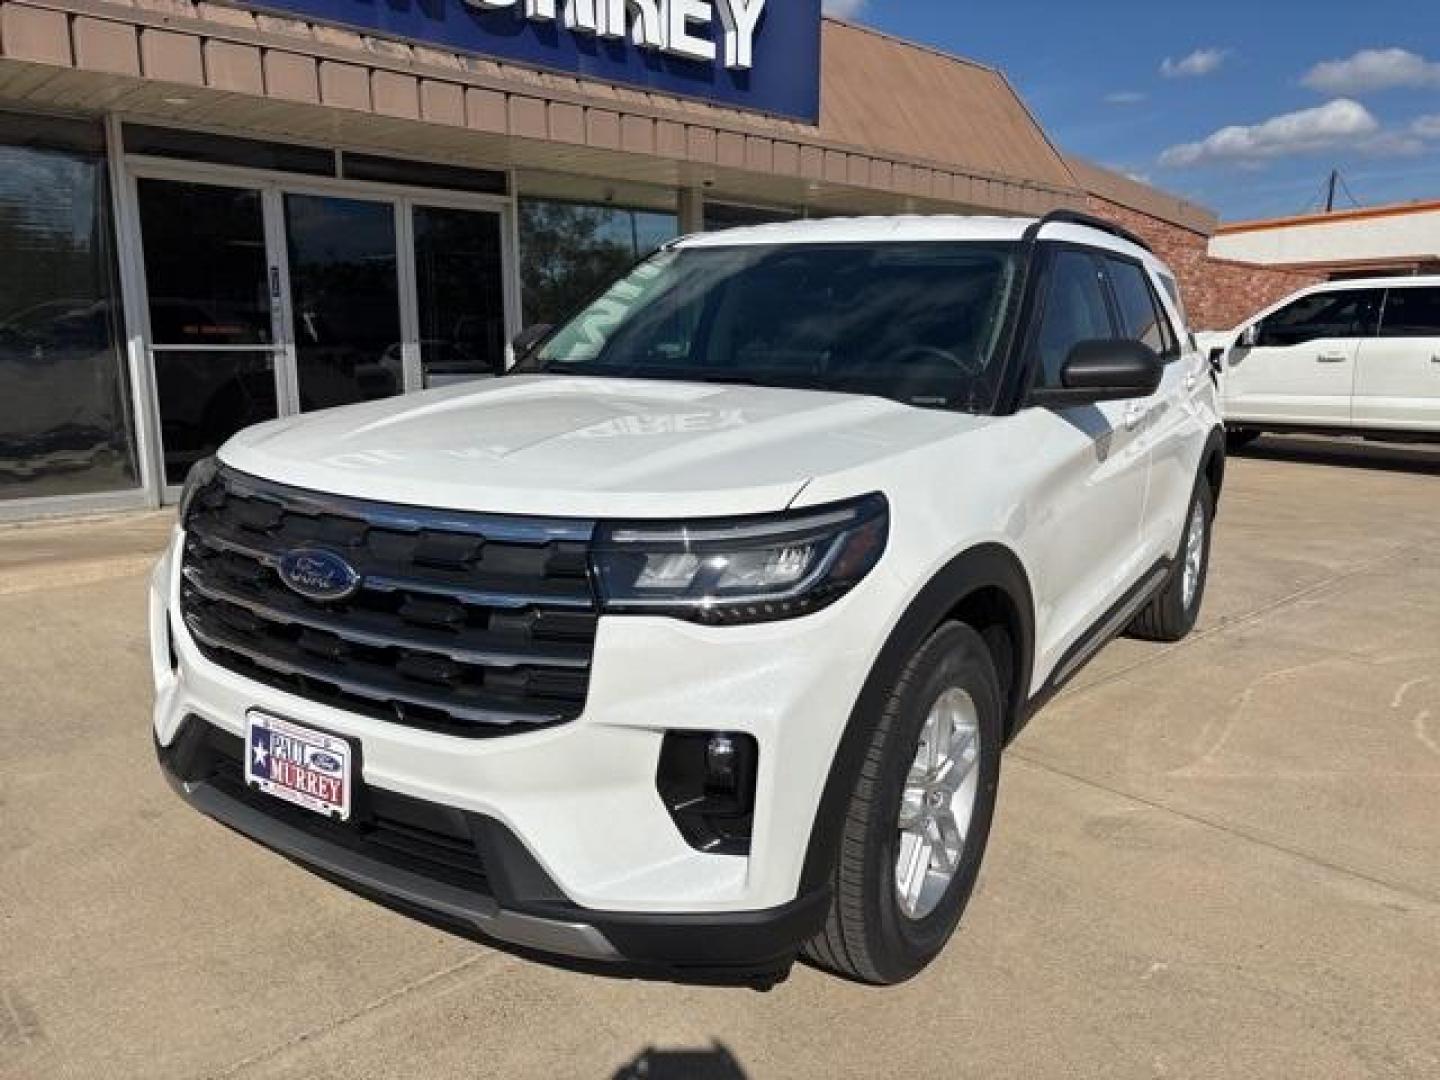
803 622 1004 985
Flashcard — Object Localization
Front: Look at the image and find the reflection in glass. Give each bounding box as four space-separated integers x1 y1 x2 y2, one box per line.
518 199 677 327
285 194 403 411
703 202 797 232
0 129 139 501
414 207 506 386
155 351 278 485
136 179 272 346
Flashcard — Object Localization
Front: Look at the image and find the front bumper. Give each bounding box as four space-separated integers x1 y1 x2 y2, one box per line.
156 714 828 985
150 528 907 980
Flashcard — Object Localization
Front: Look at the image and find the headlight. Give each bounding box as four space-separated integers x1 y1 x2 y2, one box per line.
177 455 219 525
592 494 888 625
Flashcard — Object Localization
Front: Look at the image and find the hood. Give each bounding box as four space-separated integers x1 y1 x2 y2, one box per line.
220 376 984 518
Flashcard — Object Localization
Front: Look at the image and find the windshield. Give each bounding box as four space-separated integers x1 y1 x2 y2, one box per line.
515 242 1020 411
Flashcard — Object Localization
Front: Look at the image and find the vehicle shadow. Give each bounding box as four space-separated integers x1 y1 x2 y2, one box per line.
613 1043 749 1079
1234 435 1440 476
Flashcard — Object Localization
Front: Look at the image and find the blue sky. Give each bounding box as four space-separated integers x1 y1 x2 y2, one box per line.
822 0 1440 221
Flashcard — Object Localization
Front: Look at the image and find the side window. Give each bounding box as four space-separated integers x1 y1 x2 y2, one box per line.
1105 257 1177 359
1157 272 1197 352
1377 287 1440 338
1035 250 1113 388
1256 289 1383 347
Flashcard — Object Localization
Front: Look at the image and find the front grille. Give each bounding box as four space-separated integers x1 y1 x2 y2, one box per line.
180 467 599 737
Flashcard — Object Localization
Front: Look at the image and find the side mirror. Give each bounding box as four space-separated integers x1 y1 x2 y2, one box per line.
1029 339 1163 408
511 323 554 359
1239 324 1260 349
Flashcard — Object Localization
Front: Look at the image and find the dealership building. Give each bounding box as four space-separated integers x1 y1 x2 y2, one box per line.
0 0 1218 520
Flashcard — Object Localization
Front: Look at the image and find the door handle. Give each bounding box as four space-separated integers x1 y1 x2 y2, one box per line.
1317 354 1348 364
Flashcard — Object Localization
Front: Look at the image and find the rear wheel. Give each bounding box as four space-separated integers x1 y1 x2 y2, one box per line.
803 622 1003 985
1129 482 1214 643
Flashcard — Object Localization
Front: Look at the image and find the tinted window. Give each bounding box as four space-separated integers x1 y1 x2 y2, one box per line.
1106 257 1177 358
0 121 140 501
136 179 272 346
1378 287 1440 338
123 124 334 176
518 199 678 327
1257 290 1383 347
518 243 1019 411
1157 272 1186 324
1035 250 1113 388
414 206 507 383
704 202 797 231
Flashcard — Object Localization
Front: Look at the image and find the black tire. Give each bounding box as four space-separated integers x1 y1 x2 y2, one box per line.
1226 428 1260 452
1128 482 1214 643
802 622 1004 985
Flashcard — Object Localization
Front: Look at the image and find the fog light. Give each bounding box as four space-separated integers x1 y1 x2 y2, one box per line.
657 731 758 856
706 733 739 791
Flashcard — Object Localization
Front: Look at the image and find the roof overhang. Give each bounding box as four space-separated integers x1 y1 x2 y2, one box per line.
0 0 1088 217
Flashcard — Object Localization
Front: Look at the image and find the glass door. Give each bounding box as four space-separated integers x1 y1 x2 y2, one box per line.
412 204 509 387
134 177 284 486
130 164 517 497
283 193 406 411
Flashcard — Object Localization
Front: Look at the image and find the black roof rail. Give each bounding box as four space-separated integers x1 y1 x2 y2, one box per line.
1023 209 1153 254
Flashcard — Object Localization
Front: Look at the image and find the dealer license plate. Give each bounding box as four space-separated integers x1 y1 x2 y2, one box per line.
244 711 353 821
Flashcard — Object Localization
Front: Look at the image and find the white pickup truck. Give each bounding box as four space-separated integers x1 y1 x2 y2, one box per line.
1206 277 1440 447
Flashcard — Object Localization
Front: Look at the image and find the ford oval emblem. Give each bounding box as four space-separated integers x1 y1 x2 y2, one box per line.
309 751 342 774
277 548 361 603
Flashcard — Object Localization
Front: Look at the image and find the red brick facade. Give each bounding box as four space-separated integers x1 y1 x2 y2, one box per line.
1087 195 1324 331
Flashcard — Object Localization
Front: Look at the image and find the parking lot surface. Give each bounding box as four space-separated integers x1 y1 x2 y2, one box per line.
2 436 1438 1080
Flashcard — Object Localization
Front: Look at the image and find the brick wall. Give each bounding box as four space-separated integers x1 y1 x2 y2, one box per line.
1087 195 1325 331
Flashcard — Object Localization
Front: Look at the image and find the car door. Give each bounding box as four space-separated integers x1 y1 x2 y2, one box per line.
1225 288 1383 425
1100 254 1206 567
1354 285 1440 433
1023 247 1152 678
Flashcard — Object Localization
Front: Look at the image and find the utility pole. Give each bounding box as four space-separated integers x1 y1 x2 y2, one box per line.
1325 169 1339 213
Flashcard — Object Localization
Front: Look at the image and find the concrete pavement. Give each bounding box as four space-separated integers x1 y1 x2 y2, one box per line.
1 435 1437 1079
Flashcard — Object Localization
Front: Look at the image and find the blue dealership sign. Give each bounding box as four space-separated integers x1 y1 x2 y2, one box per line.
246 0 822 123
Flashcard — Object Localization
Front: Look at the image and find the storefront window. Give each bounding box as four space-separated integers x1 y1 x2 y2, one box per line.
703 202 798 232
0 115 138 502
518 199 677 327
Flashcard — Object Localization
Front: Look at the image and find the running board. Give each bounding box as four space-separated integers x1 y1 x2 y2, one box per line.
1046 560 1174 694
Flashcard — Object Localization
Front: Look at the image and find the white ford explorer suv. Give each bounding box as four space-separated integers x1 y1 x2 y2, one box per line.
1215 276 1440 447
151 212 1225 988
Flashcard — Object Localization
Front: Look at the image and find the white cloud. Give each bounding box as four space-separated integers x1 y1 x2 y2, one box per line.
1161 48 1230 79
1414 115 1440 139
1104 91 1148 106
1302 48 1440 94
1158 99 1422 168
822 0 868 17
